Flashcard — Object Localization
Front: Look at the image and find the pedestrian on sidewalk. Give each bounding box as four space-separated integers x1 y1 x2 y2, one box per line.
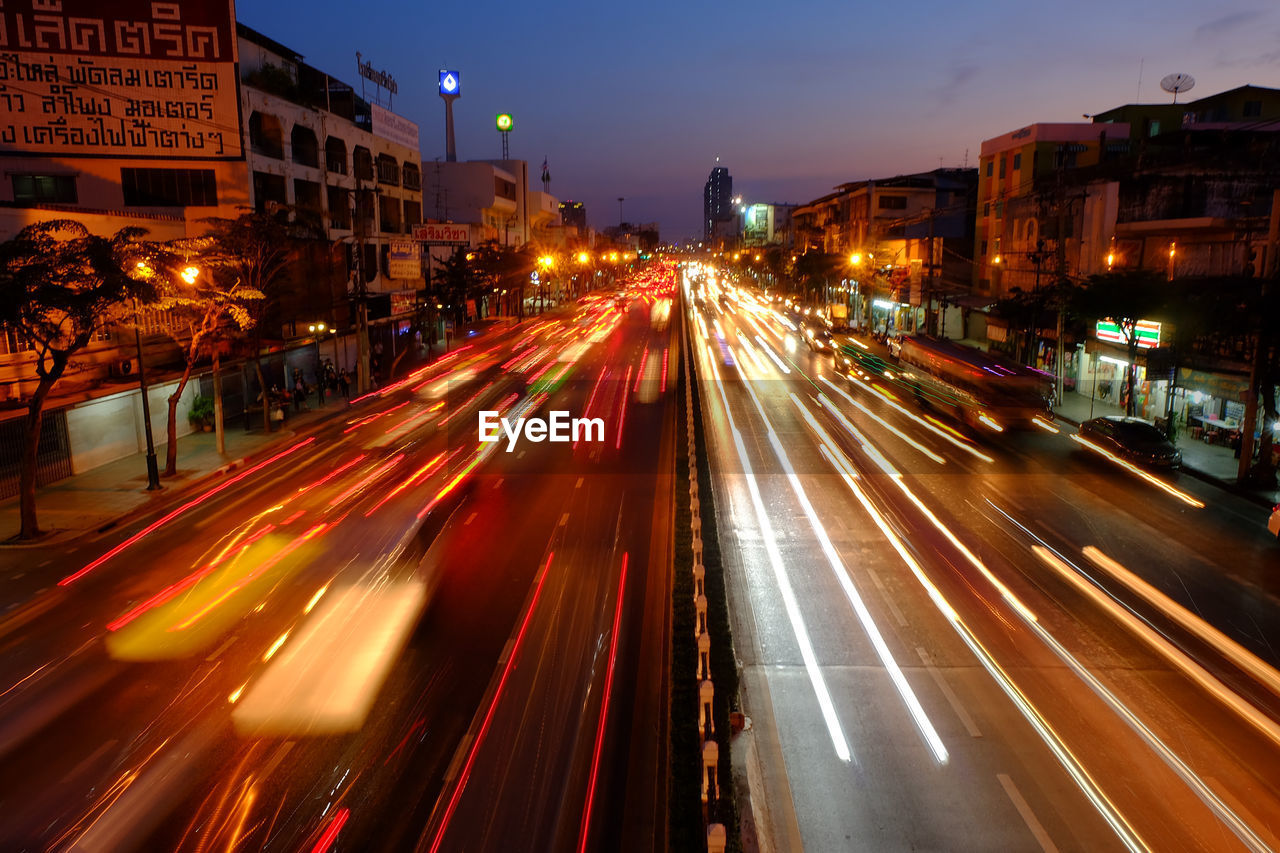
338 368 350 401
292 369 306 413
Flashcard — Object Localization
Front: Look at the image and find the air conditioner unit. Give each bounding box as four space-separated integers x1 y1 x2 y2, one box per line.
110 359 134 378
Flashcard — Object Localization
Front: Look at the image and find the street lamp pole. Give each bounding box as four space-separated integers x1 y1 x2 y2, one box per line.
132 303 161 490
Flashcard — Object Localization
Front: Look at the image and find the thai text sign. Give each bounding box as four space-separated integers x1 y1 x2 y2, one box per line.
387 240 420 280
0 0 240 158
412 223 470 244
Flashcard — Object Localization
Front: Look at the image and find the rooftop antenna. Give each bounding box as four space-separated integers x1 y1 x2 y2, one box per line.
1160 72 1195 103
1136 58 1143 102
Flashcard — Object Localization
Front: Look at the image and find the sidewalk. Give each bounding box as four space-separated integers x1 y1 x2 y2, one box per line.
0 395 354 548
1054 390 1280 508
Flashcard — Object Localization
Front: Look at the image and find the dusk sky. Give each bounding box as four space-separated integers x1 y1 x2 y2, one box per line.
236 1 1280 240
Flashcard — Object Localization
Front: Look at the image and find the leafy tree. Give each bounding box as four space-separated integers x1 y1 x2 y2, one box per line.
145 254 262 476
0 221 158 539
792 251 844 304
197 211 315 432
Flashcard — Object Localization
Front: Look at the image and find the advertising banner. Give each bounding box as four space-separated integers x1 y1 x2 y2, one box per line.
0 0 241 159
412 223 470 244
371 103 419 152
388 239 420 280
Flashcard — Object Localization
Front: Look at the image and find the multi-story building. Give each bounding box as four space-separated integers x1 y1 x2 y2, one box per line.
237 24 423 320
703 165 733 241
1090 85 1280 142
975 122 1130 298
421 160 521 246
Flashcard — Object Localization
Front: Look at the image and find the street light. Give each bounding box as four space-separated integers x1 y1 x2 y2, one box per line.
132 262 161 490
308 322 327 408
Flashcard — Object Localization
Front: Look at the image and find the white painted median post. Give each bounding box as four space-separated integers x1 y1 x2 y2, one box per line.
695 593 708 637
693 562 705 599
699 679 715 740
698 630 711 680
708 823 727 853
702 739 719 804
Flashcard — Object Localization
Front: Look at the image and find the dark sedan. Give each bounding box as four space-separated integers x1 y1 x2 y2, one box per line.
1078 416 1183 469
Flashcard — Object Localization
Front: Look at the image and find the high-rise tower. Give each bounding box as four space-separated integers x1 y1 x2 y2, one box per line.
703 163 733 240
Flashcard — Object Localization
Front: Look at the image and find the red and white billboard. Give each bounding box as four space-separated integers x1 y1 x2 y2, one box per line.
412 223 471 244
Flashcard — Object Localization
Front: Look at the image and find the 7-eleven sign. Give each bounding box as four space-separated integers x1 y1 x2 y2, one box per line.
1096 319 1161 348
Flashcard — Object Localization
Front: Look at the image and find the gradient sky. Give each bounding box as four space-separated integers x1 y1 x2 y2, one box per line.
235 0 1280 240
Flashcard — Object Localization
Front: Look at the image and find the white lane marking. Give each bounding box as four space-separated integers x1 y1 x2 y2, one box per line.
867 569 909 628
916 646 982 738
998 773 1059 853
575 477 584 489
559 513 570 526
493 478 504 489
464 512 478 526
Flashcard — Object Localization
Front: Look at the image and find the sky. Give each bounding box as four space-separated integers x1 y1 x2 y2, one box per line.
235 0 1280 240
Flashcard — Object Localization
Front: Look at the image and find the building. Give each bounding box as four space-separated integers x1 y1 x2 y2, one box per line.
975 122 1130 298
741 203 798 247
237 24 424 323
560 200 587 233
704 165 733 241
1090 85 1280 142
421 160 521 246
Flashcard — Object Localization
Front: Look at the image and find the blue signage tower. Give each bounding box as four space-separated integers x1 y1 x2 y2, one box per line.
439 70 460 162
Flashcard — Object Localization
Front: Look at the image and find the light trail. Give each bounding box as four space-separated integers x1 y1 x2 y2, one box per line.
59 437 317 587
734 369 948 761
577 552 629 853
824 375 994 463
1070 434 1205 508
426 552 556 853
706 354 852 762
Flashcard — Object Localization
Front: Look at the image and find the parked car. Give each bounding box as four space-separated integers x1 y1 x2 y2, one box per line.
1078 416 1182 469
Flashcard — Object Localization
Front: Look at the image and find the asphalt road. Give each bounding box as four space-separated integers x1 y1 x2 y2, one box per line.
689 267 1280 853
0 271 676 853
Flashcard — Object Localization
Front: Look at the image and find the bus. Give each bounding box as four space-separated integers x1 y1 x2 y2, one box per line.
895 336 1053 432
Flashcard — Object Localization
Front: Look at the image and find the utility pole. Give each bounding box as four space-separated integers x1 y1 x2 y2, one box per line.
353 177 372 394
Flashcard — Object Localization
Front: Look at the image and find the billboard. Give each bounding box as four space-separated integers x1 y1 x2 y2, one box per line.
371 104 419 152
413 223 470 244
0 0 241 159
438 69 459 96
388 239 420 280
743 204 772 244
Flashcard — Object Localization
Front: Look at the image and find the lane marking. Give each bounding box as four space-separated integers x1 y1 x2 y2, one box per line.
998 773 1059 853
867 569 909 628
559 513 570 526
493 478 504 489
575 477 584 489
916 646 982 738
464 512 478 526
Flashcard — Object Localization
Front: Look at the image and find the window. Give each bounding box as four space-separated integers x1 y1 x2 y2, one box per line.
251 171 286 212
354 188 375 230
353 146 373 181
983 202 990 217
1147 119 1161 138
291 125 319 168
376 153 399 186
294 179 322 226
379 192 401 233
122 168 218 206
3 325 34 354
249 111 284 159
985 161 993 177
325 137 348 174
327 185 350 230
495 177 516 201
995 201 1004 219
980 240 988 256
403 200 421 230
402 162 420 191
1012 153 1021 170
877 195 907 210
12 174 77 204
999 157 1006 179
1243 100 1262 118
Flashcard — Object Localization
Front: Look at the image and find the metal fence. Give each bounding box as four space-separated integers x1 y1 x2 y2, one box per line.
0 408 73 500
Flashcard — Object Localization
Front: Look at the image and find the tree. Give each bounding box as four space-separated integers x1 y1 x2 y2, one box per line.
792 251 844 305
198 211 314 433
147 255 262 476
0 221 158 539
1068 270 1170 416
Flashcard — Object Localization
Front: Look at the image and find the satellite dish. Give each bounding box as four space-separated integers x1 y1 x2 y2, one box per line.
1160 73 1196 103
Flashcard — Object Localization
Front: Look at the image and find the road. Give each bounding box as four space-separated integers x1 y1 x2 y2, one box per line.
688 265 1280 852
0 269 677 853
